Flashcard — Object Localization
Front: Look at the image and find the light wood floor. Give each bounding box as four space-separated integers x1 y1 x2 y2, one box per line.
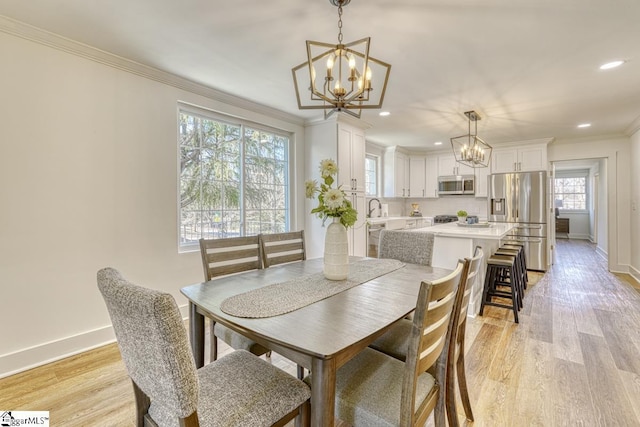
2 239 639 426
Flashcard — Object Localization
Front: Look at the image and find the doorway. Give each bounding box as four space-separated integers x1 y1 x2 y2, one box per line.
551 158 608 265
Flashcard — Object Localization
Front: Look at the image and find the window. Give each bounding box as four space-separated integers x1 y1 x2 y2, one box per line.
364 154 378 196
554 173 587 211
179 108 290 249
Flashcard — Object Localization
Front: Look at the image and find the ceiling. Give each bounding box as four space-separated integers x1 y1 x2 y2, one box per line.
2 0 639 151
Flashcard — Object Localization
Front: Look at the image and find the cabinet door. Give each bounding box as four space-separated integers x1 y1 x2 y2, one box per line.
518 146 546 172
492 149 518 173
337 124 366 191
425 156 439 198
438 155 457 176
395 151 409 197
475 166 489 197
409 156 426 197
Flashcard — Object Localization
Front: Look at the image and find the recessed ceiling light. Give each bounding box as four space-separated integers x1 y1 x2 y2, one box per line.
434 141 443 146
577 123 591 128
600 60 624 70
379 111 390 117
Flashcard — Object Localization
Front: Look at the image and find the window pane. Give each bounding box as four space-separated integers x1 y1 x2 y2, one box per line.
554 176 586 210
179 110 290 247
365 155 378 196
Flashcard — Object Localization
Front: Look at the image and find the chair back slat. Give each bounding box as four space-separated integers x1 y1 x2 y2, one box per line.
260 231 306 268
199 236 262 281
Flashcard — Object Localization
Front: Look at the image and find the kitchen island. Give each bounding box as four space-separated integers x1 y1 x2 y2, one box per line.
404 222 515 315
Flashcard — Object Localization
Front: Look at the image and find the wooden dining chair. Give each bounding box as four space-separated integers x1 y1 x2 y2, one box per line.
97 267 311 427
310 260 466 427
378 229 435 266
368 249 483 426
260 231 306 268
199 236 270 361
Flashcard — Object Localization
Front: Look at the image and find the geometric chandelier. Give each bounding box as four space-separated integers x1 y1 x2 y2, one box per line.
450 110 492 168
291 0 391 119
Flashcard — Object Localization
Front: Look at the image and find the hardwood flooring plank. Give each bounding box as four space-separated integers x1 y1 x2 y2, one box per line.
578 332 638 426
468 378 515 427
570 291 604 337
618 370 640 424
487 322 526 387
552 302 583 364
514 338 554 425
552 358 596 426
528 294 553 343
593 309 640 375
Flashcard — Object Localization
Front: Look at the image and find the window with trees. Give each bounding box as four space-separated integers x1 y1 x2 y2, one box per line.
554 173 587 211
179 108 290 249
365 154 378 196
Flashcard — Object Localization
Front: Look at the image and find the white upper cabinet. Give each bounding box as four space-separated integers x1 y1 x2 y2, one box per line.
425 155 439 198
474 165 490 198
409 156 426 198
438 154 474 176
383 147 410 198
491 143 548 173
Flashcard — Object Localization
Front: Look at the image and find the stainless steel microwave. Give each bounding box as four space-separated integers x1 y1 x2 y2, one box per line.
438 175 475 195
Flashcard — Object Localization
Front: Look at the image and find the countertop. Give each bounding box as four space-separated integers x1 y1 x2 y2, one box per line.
403 222 515 240
367 216 433 224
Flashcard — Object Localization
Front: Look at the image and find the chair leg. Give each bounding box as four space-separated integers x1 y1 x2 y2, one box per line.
209 321 218 361
297 365 305 380
456 342 474 422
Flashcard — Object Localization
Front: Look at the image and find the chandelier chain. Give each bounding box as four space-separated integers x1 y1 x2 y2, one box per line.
337 4 343 44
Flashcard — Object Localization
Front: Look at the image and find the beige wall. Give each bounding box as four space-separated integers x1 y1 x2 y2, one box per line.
0 30 306 376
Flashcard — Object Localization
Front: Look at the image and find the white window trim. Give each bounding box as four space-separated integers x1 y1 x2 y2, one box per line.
555 169 589 214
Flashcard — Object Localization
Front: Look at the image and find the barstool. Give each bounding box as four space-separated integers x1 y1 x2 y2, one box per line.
495 247 526 301
502 241 528 284
480 253 521 323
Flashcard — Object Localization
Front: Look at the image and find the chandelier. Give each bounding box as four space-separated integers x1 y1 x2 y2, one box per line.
450 111 492 168
291 0 391 119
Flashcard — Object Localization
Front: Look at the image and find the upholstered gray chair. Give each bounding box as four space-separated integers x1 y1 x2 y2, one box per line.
97 267 311 427
199 236 270 362
260 231 306 268
305 260 465 427
378 229 434 266
369 248 484 426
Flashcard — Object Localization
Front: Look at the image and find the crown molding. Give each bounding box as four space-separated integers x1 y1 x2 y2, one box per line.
625 114 640 136
0 15 304 126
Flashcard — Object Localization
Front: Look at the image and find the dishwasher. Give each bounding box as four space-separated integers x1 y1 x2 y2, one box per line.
367 219 408 257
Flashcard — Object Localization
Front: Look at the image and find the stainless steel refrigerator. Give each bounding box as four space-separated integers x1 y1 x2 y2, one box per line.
488 171 548 271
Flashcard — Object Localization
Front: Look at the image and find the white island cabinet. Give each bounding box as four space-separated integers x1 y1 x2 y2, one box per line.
405 222 515 315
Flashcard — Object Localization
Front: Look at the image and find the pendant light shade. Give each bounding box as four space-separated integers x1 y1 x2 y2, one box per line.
450 111 492 168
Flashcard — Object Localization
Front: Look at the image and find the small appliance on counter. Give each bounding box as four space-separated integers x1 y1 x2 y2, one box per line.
409 203 422 217
434 214 478 224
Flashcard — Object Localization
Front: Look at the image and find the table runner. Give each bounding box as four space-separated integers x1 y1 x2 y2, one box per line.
220 258 405 318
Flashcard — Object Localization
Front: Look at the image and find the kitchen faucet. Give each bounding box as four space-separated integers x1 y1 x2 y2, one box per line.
368 198 382 218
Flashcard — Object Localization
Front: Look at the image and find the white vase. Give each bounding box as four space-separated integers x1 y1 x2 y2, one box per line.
324 217 349 280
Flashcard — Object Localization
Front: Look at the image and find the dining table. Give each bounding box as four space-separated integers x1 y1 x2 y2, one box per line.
180 257 452 427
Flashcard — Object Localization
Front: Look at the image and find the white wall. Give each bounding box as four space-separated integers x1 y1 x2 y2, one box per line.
0 29 305 376
548 136 630 272
630 129 640 283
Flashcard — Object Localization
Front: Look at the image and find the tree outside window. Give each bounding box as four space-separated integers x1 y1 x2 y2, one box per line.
179 109 290 249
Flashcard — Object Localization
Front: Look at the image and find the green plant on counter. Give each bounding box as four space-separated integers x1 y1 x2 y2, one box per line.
457 210 468 217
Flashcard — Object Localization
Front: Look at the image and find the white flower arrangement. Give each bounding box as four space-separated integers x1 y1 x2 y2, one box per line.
305 159 358 228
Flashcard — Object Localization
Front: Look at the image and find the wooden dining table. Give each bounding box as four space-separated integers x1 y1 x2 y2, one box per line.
180 257 452 427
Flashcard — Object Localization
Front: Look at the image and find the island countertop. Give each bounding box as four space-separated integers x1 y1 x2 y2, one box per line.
404 222 515 240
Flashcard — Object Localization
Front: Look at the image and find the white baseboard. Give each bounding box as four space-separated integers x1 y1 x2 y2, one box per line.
0 304 190 379
596 246 608 261
568 233 590 240
630 265 640 285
